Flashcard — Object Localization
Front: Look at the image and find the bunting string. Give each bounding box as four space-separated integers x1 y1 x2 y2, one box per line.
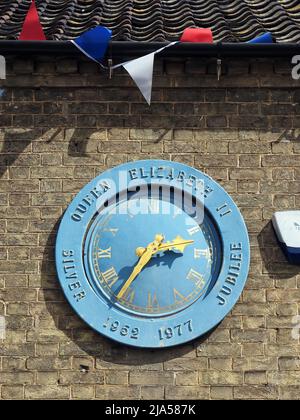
17 1 274 105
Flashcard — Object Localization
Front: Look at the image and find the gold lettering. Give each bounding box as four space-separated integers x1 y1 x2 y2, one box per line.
187 269 205 288
147 292 159 309
101 267 119 287
173 288 187 303
98 247 112 259
188 226 200 236
122 287 135 304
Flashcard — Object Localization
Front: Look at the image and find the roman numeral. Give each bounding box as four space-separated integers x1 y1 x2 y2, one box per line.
173 208 182 219
122 287 135 304
101 267 119 287
148 199 159 214
187 269 205 288
147 292 159 309
127 201 136 219
98 247 112 259
173 288 187 303
104 228 119 237
194 248 210 259
188 226 200 236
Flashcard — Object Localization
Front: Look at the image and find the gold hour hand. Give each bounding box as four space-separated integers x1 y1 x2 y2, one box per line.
117 234 164 300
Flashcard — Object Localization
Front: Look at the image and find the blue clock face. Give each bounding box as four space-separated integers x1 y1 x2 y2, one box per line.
56 160 250 348
84 198 222 317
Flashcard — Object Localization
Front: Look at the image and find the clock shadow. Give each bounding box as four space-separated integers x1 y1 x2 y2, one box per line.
41 222 218 371
96 252 184 312
117 252 183 284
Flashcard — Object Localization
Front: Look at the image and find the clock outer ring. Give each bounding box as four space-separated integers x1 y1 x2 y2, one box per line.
55 160 250 349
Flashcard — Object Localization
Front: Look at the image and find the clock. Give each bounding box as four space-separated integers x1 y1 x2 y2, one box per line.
56 160 250 348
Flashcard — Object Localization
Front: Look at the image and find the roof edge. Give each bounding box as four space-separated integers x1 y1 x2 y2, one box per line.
0 41 299 59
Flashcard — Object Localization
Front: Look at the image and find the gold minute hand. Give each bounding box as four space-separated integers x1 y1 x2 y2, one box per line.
156 236 194 254
134 237 195 258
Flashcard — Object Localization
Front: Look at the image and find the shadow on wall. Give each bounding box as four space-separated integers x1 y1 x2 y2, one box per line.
0 126 107 180
258 221 300 280
0 129 39 179
67 128 106 156
41 222 216 364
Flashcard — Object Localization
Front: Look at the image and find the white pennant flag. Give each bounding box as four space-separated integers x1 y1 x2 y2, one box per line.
123 52 155 105
113 42 178 105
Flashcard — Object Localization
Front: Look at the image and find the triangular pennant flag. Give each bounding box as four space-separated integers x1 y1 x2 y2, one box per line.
247 32 274 44
71 26 112 63
118 42 177 105
123 53 155 106
180 28 213 43
18 0 46 41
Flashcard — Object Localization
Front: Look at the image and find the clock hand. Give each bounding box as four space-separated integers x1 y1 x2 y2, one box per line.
117 248 152 300
157 236 194 254
136 236 194 256
117 234 164 300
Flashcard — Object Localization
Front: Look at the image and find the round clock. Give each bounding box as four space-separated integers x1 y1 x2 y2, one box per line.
56 160 250 348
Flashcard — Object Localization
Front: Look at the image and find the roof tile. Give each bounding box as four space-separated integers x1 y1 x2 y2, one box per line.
0 0 299 42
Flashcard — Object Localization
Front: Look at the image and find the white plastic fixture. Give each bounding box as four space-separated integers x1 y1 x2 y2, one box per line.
272 211 300 265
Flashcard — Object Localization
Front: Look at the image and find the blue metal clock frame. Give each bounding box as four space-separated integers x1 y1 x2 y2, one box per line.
56 160 250 348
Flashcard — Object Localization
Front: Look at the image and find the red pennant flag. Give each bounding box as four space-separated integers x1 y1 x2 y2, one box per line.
180 28 213 43
18 0 46 41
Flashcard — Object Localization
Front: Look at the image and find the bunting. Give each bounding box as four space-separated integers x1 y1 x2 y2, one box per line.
247 32 274 44
180 28 213 43
116 43 177 105
71 26 112 63
16 19 275 105
18 0 46 41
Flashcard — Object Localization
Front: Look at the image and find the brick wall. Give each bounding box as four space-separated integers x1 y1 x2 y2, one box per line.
0 55 299 400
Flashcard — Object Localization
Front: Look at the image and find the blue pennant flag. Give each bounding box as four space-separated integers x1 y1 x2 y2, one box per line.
248 32 274 44
71 26 112 62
